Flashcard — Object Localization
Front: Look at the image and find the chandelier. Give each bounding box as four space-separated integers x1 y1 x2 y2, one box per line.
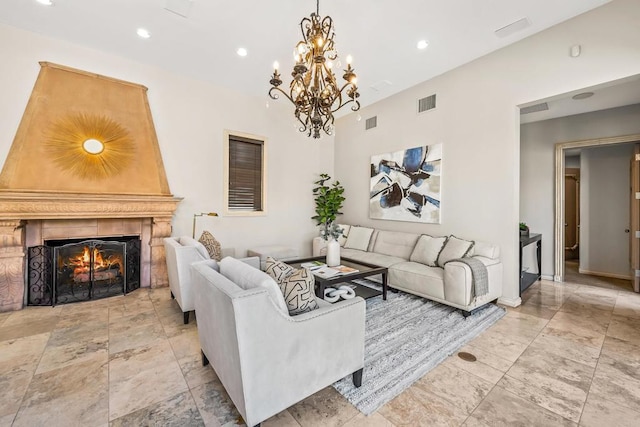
268 0 360 139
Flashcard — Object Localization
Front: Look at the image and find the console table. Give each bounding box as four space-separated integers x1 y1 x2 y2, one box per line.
520 233 542 295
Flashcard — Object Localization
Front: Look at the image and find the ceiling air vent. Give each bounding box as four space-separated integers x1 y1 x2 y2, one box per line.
520 102 549 115
365 116 377 130
418 94 436 113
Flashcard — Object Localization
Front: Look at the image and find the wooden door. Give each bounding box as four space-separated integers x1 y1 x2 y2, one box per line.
565 169 580 260
631 144 640 293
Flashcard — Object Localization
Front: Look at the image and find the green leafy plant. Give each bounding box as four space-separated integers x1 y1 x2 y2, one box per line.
519 222 529 231
312 173 346 241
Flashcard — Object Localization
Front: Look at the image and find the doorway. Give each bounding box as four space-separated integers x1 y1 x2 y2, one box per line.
554 133 640 294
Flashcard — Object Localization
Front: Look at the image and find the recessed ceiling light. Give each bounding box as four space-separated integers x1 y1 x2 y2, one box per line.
36 0 54 5
136 28 151 39
572 92 594 100
416 40 429 50
237 47 248 57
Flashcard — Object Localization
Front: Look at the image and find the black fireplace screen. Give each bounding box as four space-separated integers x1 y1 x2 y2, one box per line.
27 237 141 306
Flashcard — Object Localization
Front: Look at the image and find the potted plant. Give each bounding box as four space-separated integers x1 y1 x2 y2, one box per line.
312 173 345 266
519 222 530 237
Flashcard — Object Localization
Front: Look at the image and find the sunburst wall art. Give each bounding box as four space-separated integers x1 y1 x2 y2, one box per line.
370 143 442 223
45 113 135 180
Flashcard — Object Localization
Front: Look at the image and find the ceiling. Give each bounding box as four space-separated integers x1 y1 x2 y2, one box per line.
0 0 619 113
520 74 640 124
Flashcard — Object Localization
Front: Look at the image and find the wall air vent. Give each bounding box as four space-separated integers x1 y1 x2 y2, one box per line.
365 116 377 130
520 102 549 115
418 94 436 113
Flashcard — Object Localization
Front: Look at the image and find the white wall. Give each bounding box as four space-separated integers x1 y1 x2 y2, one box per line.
521 104 640 277
0 24 335 257
580 144 634 278
335 0 640 305
565 156 581 168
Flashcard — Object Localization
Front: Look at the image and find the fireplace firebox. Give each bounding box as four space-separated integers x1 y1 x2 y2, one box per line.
27 236 141 306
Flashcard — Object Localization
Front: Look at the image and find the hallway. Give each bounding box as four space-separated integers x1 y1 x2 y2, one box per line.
565 259 634 292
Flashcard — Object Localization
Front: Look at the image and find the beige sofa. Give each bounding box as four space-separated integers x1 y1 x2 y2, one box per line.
313 226 503 314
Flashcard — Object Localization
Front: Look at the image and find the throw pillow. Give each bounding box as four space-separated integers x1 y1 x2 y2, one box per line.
198 230 222 261
344 226 374 251
337 224 351 246
436 235 475 267
265 256 295 282
409 235 448 267
277 268 319 315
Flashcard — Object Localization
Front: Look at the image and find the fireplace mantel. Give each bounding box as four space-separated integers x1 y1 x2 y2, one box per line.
0 191 182 312
0 191 182 219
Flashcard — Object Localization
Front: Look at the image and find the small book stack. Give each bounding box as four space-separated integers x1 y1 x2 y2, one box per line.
312 265 359 279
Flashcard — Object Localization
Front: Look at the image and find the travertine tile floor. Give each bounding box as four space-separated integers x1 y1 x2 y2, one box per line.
1 279 640 426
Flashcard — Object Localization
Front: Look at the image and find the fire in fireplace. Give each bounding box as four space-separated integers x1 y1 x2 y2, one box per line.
28 236 141 305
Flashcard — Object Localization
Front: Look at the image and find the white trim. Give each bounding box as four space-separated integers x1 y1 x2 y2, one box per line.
498 296 522 307
577 268 633 281
554 133 640 282
541 274 554 281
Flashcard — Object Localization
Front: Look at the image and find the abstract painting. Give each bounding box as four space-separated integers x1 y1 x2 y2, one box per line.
370 144 442 223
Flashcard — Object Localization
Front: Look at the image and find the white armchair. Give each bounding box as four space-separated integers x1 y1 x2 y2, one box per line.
191 257 365 427
163 236 238 324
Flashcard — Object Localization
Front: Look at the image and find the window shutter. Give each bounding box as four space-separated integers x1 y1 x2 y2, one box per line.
228 135 263 211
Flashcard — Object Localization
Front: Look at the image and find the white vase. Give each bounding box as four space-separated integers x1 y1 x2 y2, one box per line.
326 238 341 267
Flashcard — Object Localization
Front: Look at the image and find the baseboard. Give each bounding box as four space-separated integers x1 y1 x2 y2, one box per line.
577 268 632 281
497 296 522 307
541 274 554 281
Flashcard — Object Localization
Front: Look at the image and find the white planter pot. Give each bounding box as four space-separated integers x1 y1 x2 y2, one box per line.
326 238 341 267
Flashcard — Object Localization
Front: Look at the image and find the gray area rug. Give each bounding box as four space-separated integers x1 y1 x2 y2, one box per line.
333 279 506 415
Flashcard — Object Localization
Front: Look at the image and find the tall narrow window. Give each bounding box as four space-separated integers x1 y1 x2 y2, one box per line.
224 132 266 214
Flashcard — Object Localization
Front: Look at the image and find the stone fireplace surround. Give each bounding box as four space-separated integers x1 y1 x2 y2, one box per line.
0 192 181 312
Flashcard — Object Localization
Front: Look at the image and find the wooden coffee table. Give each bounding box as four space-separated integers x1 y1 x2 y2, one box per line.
288 256 388 301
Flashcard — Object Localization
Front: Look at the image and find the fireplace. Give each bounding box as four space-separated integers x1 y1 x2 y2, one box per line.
27 236 141 306
0 63 183 312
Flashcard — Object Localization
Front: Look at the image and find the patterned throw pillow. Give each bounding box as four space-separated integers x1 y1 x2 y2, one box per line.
264 257 318 315
278 268 319 315
265 256 295 282
198 230 222 261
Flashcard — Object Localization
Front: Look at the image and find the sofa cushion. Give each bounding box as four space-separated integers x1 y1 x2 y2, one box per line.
409 235 447 267
198 230 222 261
437 236 474 267
344 226 374 251
265 256 295 282
372 230 420 259
219 257 288 314
277 268 319 316
469 241 500 260
389 262 445 300
341 248 406 268
178 236 210 260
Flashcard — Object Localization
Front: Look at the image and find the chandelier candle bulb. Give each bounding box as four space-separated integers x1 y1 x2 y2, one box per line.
267 0 361 139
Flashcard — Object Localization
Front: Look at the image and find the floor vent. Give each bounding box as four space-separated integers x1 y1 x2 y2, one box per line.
418 94 436 113
366 116 378 130
520 102 549 115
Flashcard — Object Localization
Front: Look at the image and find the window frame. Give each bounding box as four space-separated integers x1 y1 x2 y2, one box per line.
223 130 267 216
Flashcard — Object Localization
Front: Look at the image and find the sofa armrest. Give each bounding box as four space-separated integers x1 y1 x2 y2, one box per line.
443 258 503 307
